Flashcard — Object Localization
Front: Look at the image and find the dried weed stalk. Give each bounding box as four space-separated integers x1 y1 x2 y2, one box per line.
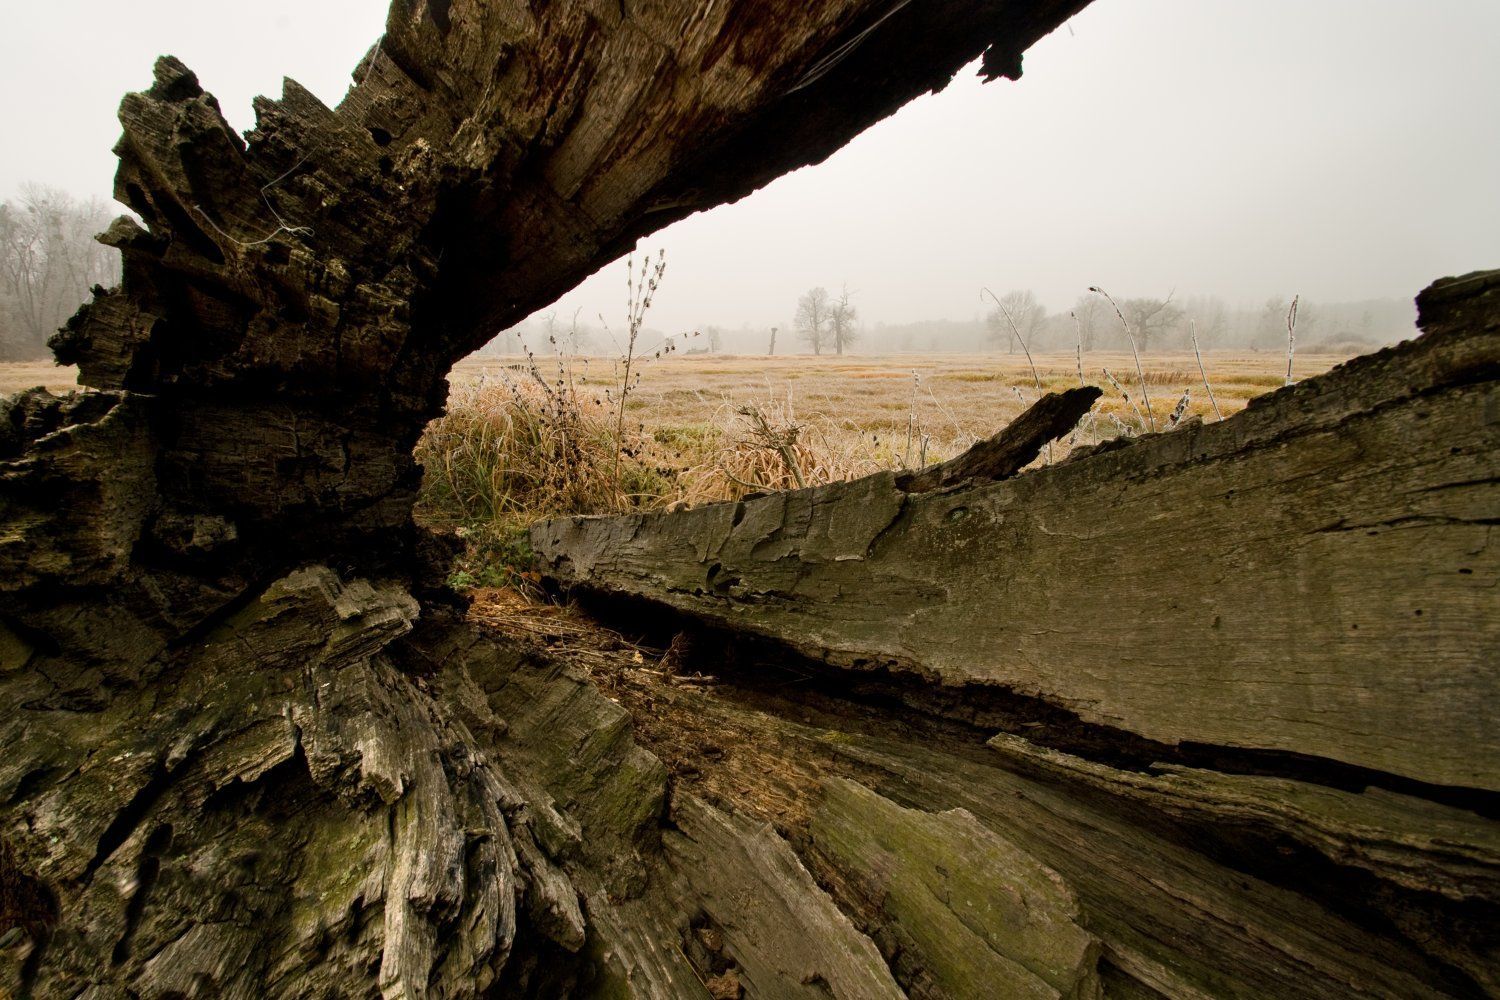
1190 321 1224 421
1090 285 1157 432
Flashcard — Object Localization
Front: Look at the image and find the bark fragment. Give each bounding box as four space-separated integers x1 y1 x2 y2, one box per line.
895 385 1101 492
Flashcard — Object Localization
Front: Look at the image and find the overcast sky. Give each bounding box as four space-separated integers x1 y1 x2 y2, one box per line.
3 0 1497 331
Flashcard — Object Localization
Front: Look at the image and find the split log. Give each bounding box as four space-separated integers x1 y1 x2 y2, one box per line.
3 0 1497 992
532 272 1500 993
533 275 1500 794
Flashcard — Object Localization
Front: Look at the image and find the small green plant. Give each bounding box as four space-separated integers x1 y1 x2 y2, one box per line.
443 524 539 593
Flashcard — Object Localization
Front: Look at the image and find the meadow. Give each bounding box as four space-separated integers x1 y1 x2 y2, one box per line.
0 348 1356 588
0 361 79 395
427 348 1348 566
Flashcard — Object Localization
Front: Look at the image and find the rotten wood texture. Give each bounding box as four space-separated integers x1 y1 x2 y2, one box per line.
2 0 1497 992
526 272 1500 994
811 777 1103 999
895 385 1102 492
2 0 1103 995
471 591 1498 998
533 274 1500 794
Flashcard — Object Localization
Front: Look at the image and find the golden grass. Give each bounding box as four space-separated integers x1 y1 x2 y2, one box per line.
0 348 1350 592
0 362 79 396
431 348 1349 536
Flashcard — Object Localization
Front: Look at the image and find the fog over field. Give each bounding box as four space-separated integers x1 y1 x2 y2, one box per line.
2 0 1498 356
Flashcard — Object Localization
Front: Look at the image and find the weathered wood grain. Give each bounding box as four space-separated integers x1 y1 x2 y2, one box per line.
3 0 1098 994
810 777 1102 1000
533 289 1500 793
3 0 1496 991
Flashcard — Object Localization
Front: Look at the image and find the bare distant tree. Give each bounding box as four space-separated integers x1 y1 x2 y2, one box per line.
985 289 1045 354
0 185 119 360
828 285 858 356
1254 296 1318 351
1119 295 1185 351
566 311 592 353
1183 295 1229 347
1070 294 1107 351
795 287 831 355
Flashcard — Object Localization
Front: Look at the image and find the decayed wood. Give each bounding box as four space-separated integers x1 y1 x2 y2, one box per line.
532 278 1500 794
527 273 1500 994
895 385 1102 492
811 777 1102 1000
3 0 1497 992
985 732 1500 904
2 0 1105 995
507 619 1488 998
657 795 908 999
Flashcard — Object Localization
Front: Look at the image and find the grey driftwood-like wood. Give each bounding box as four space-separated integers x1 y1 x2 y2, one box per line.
532 278 1500 794
527 272 1500 995
2 0 1497 993
2 0 1141 995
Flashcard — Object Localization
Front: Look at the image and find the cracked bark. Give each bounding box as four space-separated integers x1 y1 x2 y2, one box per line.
534 292 1500 793
2 0 1497 996
534 270 1500 995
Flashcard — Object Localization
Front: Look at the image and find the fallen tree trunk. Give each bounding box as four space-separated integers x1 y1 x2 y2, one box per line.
2 0 1108 995
532 270 1500 994
3 0 1497 992
534 275 1500 793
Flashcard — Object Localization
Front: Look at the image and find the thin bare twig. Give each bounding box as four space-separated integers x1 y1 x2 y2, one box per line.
1169 388 1191 426
904 369 920 468
1070 311 1099 445
1102 366 1147 429
1285 294 1300 386
192 156 314 250
1190 321 1224 421
983 287 1049 463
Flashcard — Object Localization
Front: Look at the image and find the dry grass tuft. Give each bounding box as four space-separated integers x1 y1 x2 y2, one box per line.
416 347 1349 588
414 375 632 529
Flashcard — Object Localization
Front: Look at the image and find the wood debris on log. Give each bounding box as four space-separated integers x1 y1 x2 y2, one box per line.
895 384 1101 492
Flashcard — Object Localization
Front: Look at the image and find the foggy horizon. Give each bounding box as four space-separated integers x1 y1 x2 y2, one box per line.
4 0 1497 334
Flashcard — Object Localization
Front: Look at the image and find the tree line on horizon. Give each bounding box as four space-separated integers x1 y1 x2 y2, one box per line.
478 284 1414 360
0 186 120 361
0 182 1416 367
972 287 1410 357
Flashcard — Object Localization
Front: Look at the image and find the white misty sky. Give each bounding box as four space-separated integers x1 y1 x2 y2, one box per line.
3 0 1497 331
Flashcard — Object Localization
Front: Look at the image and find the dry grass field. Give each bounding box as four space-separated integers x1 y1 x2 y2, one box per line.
425 349 1351 548
0 351 1347 422
0 350 1352 505
0 361 79 395
1 349 1355 588
451 349 1349 446
452 350 1346 467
